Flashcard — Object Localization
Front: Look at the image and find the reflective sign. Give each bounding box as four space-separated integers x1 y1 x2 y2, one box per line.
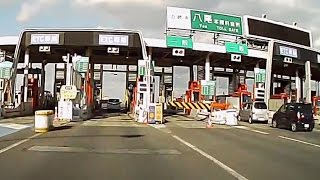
99 34 129 46
30 34 60 45
279 46 298 58
60 85 78 100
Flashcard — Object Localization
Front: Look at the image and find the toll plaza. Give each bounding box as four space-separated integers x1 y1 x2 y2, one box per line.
1 6 320 180
1 7 320 125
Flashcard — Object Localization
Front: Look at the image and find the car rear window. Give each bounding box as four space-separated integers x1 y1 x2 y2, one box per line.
254 102 267 109
297 104 312 114
109 99 120 103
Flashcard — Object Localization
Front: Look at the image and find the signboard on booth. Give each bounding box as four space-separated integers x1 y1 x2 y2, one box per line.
98 34 129 46
155 103 164 124
149 104 156 123
243 15 311 47
138 59 146 76
166 36 193 49
254 68 266 83
60 85 78 100
74 56 89 73
201 80 216 96
30 34 60 45
58 101 73 120
0 61 13 79
225 42 248 55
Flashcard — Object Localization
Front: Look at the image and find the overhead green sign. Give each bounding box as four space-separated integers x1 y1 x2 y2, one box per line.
166 36 193 49
191 10 243 36
225 42 248 55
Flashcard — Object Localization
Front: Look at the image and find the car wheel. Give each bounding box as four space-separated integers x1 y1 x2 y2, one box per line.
237 115 241 121
307 128 314 132
249 116 253 124
272 119 278 128
291 123 297 132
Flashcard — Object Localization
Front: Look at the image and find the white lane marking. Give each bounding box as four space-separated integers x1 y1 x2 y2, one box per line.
0 133 42 154
279 136 320 148
234 126 269 135
172 135 248 180
29 146 182 155
250 129 270 135
234 126 249 130
0 123 31 130
148 124 166 129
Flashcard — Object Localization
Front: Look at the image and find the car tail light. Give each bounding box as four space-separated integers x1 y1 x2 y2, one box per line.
297 112 305 120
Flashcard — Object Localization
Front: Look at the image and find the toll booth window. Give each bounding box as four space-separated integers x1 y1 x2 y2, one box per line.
193 92 200 102
242 94 251 103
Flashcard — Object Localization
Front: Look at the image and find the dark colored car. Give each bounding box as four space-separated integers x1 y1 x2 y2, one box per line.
272 102 315 132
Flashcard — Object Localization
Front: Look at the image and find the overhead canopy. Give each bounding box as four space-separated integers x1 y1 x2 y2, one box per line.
15 28 147 64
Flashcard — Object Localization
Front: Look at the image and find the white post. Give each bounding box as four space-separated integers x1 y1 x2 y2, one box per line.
66 53 71 86
205 53 211 81
295 70 301 102
264 41 274 104
305 61 312 103
23 49 30 102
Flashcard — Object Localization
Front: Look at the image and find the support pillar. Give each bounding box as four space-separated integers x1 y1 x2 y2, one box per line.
190 65 194 81
23 49 30 103
295 70 301 102
264 41 274 103
305 61 312 103
205 53 211 81
39 60 47 109
100 64 103 100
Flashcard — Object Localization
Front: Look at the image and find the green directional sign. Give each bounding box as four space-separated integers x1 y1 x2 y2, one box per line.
225 42 248 55
75 57 89 73
0 67 11 79
0 61 13 79
254 68 266 83
191 10 243 36
138 66 146 76
201 80 216 96
166 36 193 49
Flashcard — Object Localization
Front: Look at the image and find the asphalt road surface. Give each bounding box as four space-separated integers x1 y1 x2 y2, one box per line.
0 114 319 180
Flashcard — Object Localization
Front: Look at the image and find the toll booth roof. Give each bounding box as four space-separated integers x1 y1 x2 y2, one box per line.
150 46 266 70
15 28 146 64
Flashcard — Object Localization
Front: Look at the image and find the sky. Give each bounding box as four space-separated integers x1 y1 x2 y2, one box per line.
1 0 320 100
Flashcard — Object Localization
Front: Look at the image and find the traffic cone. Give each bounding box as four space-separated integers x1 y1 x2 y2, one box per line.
53 107 59 125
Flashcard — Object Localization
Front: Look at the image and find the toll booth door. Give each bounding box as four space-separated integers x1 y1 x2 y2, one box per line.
193 92 200 102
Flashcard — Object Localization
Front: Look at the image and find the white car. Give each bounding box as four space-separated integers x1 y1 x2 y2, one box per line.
238 101 269 124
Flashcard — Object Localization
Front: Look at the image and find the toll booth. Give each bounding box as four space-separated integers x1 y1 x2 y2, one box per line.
231 83 252 108
54 64 66 101
25 77 39 111
312 96 320 116
186 81 203 103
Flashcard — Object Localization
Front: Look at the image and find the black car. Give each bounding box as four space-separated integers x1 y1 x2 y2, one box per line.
272 102 315 132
